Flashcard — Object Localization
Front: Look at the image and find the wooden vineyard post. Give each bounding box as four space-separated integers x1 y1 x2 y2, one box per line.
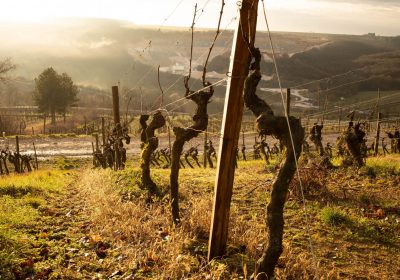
101 117 106 148
95 134 99 152
112 86 121 170
203 129 208 168
112 86 121 125
16 134 20 154
286 88 291 116
33 142 38 170
91 142 95 162
84 116 87 135
374 89 381 156
374 112 382 156
15 135 22 173
16 136 21 173
208 0 259 261
241 129 247 161
168 126 172 155
43 115 46 135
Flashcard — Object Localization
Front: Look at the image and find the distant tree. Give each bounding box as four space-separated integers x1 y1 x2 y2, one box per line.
0 58 16 83
34 67 78 124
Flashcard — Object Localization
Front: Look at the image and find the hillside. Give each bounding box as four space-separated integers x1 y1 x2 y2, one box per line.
0 18 399 115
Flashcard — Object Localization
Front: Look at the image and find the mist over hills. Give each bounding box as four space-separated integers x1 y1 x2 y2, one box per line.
0 18 399 114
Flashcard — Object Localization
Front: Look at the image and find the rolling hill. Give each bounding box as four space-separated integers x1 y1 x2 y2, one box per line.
0 18 399 115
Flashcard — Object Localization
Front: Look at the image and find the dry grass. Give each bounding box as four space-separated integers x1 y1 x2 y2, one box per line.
79 169 224 279
76 161 326 279
75 154 400 279
3 154 399 279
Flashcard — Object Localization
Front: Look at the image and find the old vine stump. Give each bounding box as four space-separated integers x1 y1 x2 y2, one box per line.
140 112 165 193
170 77 213 224
243 47 305 279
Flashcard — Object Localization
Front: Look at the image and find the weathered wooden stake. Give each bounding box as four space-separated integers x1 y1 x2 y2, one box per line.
168 126 172 153
33 142 38 170
84 116 87 135
242 129 246 161
208 0 258 261
112 86 121 124
286 88 291 116
16 135 20 154
15 136 21 173
203 129 208 168
95 134 99 152
374 89 381 156
374 112 382 156
101 117 106 147
112 86 121 170
43 116 46 135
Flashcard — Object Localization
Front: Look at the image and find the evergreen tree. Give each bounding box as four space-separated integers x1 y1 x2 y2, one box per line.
34 67 78 124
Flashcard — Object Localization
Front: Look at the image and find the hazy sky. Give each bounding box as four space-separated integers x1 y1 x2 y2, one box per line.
0 0 399 36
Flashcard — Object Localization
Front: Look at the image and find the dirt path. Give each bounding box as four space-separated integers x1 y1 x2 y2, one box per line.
15 172 128 279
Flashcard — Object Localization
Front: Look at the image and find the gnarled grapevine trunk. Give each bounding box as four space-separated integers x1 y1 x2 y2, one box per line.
243 48 304 279
140 112 165 193
170 78 213 224
344 123 365 167
139 115 149 145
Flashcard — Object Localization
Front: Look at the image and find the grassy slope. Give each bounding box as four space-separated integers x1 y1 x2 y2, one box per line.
0 170 76 278
1 155 399 279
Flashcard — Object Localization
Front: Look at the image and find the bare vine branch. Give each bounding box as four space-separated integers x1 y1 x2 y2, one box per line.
202 0 225 86
188 3 197 80
157 65 164 107
187 3 197 86
124 95 133 127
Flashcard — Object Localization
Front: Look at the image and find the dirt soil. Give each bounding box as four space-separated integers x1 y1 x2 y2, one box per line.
0 132 348 159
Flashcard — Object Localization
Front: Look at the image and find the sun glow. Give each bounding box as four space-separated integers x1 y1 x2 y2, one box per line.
0 0 398 35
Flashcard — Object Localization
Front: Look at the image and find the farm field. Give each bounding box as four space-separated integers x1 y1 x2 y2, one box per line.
1 1 400 279
1 154 399 279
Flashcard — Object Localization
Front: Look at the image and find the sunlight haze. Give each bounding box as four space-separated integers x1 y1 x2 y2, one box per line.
0 0 399 35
